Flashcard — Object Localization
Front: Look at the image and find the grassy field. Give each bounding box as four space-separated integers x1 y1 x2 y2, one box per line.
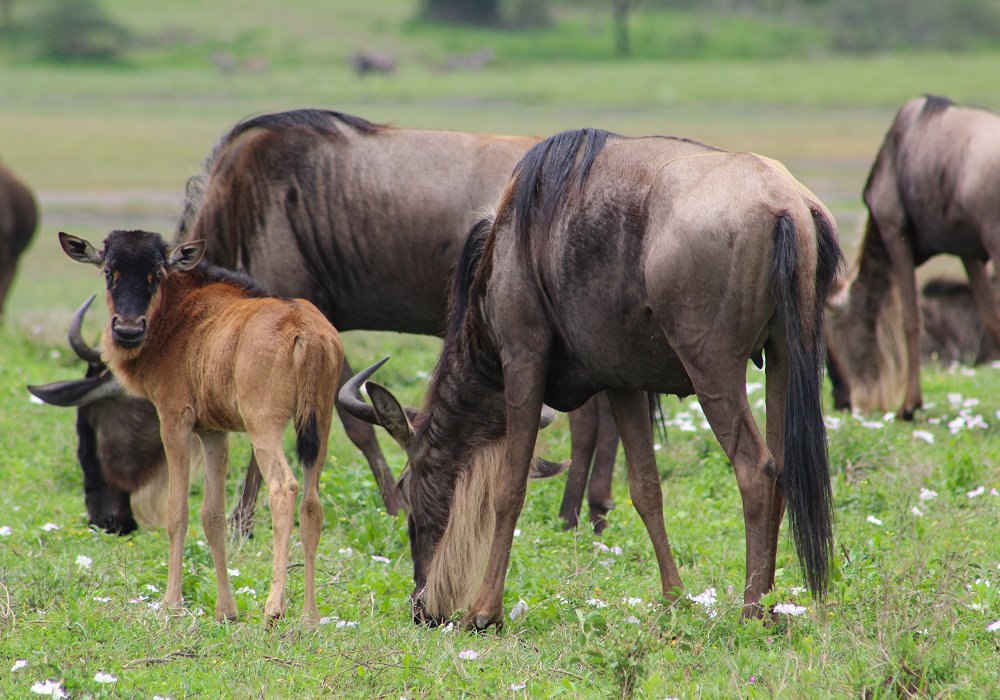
2 2 1000 697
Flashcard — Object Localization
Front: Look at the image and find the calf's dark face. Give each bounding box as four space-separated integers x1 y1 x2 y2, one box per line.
58 231 205 348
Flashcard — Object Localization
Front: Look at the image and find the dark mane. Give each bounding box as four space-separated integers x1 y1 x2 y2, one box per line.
446 215 494 340
190 260 274 299
228 108 384 142
920 94 954 121
512 128 614 250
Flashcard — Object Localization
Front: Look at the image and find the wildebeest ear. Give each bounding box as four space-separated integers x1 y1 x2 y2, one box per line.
529 457 571 479
59 232 103 266
27 371 124 407
365 381 414 451
167 240 206 271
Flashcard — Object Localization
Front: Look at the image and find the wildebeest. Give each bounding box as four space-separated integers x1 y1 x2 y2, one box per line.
826 95 1000 417
33 109 622 535
0 161 39 317
920 277 999 365
28 296 165 534
60 229 343 624
340 128 841 628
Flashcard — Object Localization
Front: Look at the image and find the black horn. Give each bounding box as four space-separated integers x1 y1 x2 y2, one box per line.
337 357 391 425
68 294 103 365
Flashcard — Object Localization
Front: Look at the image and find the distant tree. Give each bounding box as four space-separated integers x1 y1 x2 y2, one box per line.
613 0 634 56
34 0 132 63
422 0 501 25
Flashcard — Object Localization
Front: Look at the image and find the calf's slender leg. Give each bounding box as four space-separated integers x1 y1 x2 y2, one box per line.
199 431 238 621
159 416 197 614
298 430 330 625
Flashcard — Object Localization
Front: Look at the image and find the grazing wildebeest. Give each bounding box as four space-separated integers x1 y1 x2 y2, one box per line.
28 296 165 534
35 109 622 535
59 229 343 624
826 95 1000 418
0 161 39 317
340 128 841 629
919 278 999 365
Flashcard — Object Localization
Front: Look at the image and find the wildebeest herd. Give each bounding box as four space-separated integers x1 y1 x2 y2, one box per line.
6 94 997 627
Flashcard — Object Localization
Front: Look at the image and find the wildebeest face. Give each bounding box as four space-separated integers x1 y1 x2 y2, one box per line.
59 231 205 348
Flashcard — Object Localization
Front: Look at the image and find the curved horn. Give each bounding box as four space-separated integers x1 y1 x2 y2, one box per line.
68 294 103 365
337 357 391 425
27 371 123 407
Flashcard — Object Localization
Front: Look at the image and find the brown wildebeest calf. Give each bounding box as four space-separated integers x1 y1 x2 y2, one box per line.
341 128 840 629
0 160 38 317
59 229 343 624
827 95 1000 418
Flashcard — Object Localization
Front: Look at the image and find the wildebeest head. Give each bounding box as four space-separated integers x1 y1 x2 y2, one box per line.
58 230 206 349
27 295 166 534
338 358 566 623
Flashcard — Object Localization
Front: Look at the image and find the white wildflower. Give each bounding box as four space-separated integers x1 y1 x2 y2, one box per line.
911 507 923 517
371 555 390 563
145 584 159 592
40 523 59 532
919 488 938 501
338 547 353 555
92 596 111 602
773 603 807 616
513 528 522 537
948 392 964 406
511 682 527 691
11 659 27 672
991 488 999 497
510 599 529 620
335 620 359 628
75 555 93 568
458 649 479 660
319 617 333 625
912 430 934 444
94 672 117 683
861 420 884 429
227 568 240 577
30 680 66 698
235 586 256 597
960 367 976 377
746 382 763 394
624 597 643 606
824 415 842 430
586 598 607 608
593 541 622 555
689 587 716 607
0 525 11 536
987 620 1000 632
967 486 985 498
626 615 641 624
866 515 883 525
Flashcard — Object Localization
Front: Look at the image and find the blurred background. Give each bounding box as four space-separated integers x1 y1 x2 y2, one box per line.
2 0 999 336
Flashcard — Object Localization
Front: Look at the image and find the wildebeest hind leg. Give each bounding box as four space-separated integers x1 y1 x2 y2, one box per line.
963 255 1000 360
228 454 262 541
606 388 682 600
199 431 238 621
587 393 619 533
676 353 776 616
559 397 599 529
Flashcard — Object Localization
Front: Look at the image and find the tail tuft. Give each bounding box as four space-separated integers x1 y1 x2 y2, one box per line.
296 411 320 467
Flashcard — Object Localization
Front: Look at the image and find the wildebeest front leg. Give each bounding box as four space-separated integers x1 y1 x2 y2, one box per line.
199 431 238 621
160 417 197 615
883 230 922 419
606 388 682 601
336 357 406 515
963 256 1000 360
462 356 545 631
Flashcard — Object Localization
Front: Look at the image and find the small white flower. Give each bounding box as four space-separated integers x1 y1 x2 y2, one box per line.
335 620 359 628
227 568 240 577
746 382 763 394
75 555 93 568
867 515 883 525
0 525 11 536
30 680 66 698
624 597 643 606
235 586 256 597
626 615 641 624
861 420 884 429
592 541 621 555
93 596 111 602
912 430 934 444
145 584 159 592
510 599 529 619
148 601 162 610
919 488 938 501
824 415 842 430
371 555 390 563
987 620 1000 632
586 598 607 608
11 659 27 672
689 587 717 607
338 547 353 555
967 486 985 498
511 682 527 691
415 370 429 379
911 507 923 517
319 617 333 625
948 392 963 406
94 672 117 683
773 603 807 616
458 649 479 660
991 488 999 497
790 586 806 595
40 523 59 532
513 528 522 537
960 368 976 377
653 443 662 451
196 539 206 548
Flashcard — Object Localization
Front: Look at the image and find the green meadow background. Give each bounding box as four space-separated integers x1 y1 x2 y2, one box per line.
1 1 998 697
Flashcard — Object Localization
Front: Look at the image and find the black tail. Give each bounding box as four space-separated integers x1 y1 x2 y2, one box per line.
770 212 839 597
295 411 320 468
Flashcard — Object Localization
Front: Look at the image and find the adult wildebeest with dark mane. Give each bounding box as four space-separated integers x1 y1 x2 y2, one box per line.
60 229 343 624
826 95 1000 418
0 161 38 317
33 108 622 535
341 128 841 629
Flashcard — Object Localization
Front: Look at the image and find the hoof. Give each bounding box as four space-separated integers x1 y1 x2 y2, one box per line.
462 610 502 632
